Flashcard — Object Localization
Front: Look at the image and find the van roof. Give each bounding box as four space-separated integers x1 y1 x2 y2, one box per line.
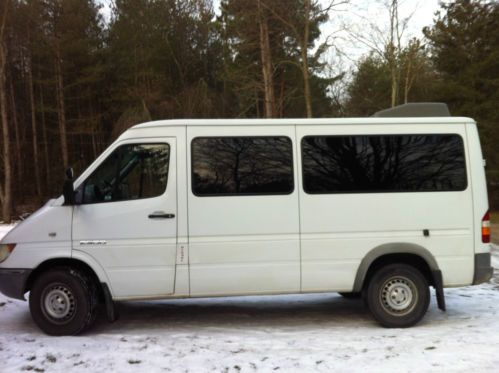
132 117 475 129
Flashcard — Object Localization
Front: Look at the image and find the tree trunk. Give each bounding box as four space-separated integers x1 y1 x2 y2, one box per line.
55 41 69 167
258 0 276 118
0 2 11 222
28 50 41 197
302 0 313 118
262 0 313 117
278 72 286 118
255 89 260 118
388 0 399 108
404 57 412 104
301 46 312 118
9 77 22 186
89 100 97 158
91 131 97 159
390 59 397 107
39 85 50 190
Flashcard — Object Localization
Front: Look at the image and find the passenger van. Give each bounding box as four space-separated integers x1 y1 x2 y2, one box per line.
0 103 493 335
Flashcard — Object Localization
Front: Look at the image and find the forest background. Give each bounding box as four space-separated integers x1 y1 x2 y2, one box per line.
1 0 498 222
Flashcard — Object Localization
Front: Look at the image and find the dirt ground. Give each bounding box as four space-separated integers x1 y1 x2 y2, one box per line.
491 212 499 244
492 225 499 244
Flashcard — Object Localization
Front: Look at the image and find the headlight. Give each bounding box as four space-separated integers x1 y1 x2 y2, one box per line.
0 244 16 263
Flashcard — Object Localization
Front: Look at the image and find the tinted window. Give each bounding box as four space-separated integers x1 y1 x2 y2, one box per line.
192 137 293 196
302 134 466 193
78 143 170 204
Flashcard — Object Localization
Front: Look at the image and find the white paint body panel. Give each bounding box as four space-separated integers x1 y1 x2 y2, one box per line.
0 201 72 269
187 125 301 295
296 124 474 289
72 137 178 299
0 117 489 301
466 124 491 254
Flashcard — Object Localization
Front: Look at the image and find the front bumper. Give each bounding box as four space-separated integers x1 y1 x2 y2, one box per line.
472 253 494 285
0 268 31 300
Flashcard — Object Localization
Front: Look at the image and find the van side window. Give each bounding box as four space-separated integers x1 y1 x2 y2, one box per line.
78 143 170 204
302 134 467 194
192 136 294 196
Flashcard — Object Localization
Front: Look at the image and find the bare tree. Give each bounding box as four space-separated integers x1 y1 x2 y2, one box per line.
387 0 402 107
0 0 11 222
262 0 348 117
402 38 426 104
27 29 41 197
349 0 415 107
257 0 276 118
54 39 69 168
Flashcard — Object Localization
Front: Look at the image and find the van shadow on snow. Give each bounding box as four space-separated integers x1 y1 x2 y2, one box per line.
90 293 374 334
3 288 493 336
87 290 484 335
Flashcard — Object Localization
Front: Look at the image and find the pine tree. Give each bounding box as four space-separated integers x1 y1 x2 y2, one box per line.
424 0 499 174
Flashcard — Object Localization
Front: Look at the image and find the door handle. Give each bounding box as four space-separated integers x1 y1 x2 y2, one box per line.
148 211 175 219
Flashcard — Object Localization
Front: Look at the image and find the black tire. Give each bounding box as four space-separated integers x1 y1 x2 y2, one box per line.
338 292 361 299
365 263 430 328
29 267 99 336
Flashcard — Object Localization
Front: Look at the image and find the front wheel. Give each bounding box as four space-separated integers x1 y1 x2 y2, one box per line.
29 267 98 335
365 264 430 328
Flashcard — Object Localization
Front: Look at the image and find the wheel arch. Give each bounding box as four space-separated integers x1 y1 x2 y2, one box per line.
25 255 111 300
352 242 439 293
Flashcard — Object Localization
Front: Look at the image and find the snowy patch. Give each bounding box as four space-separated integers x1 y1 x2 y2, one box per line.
1 226 499 372
3 284 499 372
0 224 15 240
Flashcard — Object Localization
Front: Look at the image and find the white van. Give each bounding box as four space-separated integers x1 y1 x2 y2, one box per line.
0 103 492 335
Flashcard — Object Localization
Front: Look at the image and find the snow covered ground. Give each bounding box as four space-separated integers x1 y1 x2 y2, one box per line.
0 223 16 239
2 225 499 372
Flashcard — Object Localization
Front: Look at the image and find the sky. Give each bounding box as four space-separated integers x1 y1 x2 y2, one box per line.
96 0 442 74
96 0 441 38
330 0 441 64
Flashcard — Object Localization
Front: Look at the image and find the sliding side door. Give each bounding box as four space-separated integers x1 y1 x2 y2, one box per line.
187 125 301 296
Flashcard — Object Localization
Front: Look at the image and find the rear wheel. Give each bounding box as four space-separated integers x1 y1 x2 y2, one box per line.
365 264 430 328
29 267 98 335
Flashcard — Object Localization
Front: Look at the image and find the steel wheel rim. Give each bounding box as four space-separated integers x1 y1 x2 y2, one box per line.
41 283 77 324
379 276 418 317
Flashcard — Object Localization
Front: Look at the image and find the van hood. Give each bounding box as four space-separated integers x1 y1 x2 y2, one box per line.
1 198 72 245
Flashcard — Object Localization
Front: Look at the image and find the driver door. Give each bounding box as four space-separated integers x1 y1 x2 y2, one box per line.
72 138 177 299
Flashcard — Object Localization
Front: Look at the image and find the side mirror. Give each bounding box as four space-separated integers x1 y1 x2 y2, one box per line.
63 167 75 205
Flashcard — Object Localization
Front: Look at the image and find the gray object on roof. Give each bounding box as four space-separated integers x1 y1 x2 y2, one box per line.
373 103 451 118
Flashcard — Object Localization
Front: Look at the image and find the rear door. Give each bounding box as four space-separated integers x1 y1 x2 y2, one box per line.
72 138 177 299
